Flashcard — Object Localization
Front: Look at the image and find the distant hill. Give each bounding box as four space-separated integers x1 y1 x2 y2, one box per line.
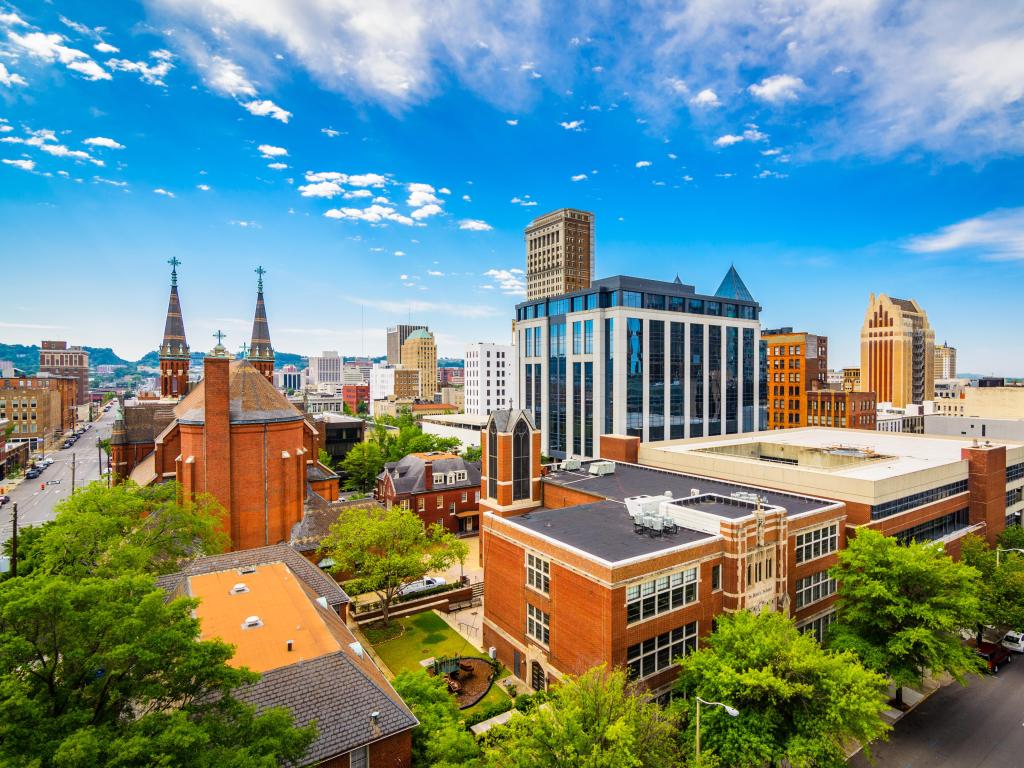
0 343 306 374
0 343 40 374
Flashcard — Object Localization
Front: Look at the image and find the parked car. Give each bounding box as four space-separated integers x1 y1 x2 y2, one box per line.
1002 630 1024 654
976 641 1013 673
398 577 447 597
25 469 41 479
0 495 10 506
62 441 73 449
42 457 54 466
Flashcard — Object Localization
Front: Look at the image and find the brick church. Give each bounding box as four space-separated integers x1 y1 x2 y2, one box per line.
111 261 339 551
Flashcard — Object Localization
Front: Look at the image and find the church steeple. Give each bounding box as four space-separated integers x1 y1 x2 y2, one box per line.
159 257 190 398
247 265 274 382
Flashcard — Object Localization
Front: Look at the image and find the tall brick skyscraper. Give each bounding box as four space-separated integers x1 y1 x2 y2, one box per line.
159 257 190 399
247 265 275 382
860 293 935 407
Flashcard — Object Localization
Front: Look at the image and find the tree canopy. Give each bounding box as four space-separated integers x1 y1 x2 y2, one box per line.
676 610 890 768
828 528 983 706
960 533 1024 640
318 504 466 624
391 669 482 768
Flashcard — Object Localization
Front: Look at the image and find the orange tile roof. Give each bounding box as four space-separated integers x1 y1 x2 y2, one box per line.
190 562 342 672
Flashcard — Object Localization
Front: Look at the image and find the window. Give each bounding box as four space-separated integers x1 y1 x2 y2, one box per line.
433 473 444 486
527 553 550 593
795 570 836 609
527 603 550 645
794 524 838 563
418 498 425 511
895 508 969 544
462 492 468 502
627 622 697 679
436 496 443 509
797 611 835 644
626 568 697 624
487 422 498 499
711 564 722 591
513 420 531 501
870 480 969 520
348 746 369 768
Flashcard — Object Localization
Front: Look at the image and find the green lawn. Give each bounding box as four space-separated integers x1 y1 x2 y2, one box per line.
371 611 481 674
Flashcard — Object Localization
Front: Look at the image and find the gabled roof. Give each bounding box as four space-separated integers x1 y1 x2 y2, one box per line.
379 452 481 495
489 408 536 433
175 359 303 425
714 265 755 302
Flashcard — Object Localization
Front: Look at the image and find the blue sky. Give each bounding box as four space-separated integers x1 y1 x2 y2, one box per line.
1 1 1022 374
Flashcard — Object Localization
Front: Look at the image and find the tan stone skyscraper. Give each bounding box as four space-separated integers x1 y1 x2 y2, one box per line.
401 329 437 401
934 343 957 380
525 208 594 299
860 294 935 407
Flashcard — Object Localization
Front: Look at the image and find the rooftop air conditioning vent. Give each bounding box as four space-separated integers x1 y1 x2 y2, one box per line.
239 565 257 575
588 461 616 476
242 616 263 629
231 582 249 594
691 488 700 497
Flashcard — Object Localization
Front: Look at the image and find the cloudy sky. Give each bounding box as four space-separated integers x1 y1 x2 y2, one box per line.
0 1 1022 372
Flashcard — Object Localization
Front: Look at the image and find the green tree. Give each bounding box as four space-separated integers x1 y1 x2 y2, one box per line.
998 524 1024 552
0 573 315 767
392 670 482 767
828 528 983 708
317 448 335 471
961 533 1024 641
484 666 680 768
463 445 482 463
318 505 463 625
13 481 227 580
676 610 889 768
340 442 386 493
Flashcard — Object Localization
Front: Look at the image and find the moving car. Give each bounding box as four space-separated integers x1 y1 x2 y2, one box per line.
1002 630 1024 654
976 640 1013 673
398 577 447 596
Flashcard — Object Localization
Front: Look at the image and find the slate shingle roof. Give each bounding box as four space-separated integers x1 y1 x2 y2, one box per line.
175 359 304 425
489 408 534 433
379 453 481 495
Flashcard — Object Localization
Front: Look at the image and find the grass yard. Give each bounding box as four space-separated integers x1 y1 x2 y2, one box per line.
370 611 481 675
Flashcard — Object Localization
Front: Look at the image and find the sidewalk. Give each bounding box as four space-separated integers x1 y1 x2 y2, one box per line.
846 672 953 759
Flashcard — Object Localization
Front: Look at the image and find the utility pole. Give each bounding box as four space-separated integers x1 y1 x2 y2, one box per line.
97 438 102 483
71 452 76 493
10 502 17 577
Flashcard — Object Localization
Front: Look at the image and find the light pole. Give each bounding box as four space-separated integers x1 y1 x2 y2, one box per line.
695 696 739 767
996 547 1024 566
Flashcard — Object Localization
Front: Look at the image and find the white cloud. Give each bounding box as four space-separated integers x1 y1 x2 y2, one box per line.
571 173 587 181
299 180 342 198
196 183 210 190
667 153 678 160
0 11 27 27
714 134 744 147
559 119 584 131
407 182 439 207
761 148 782 156
2 158 34 171
510 196 537 207
83 136 124 149
258 144 288 158
411 203 442 220
635 160 652 168
242 99 292 123
0 62 27 87
201 54 255 96
343 189 372 199
305 171 346 183
346 295 498 319
347 173 387 187
428 270 444 276
459 219 492 231
462 194 471 202
748 74 805 103
267 162 288 170
36 142 104 166
905 208 1024 261
230 219 260 228
506 119 518 126
438 187 451 195
93 176 128 187
153 188 175 197
691 88 720 107
682 174 694 182
106 50 174 86
394 250 406 256
95 42 119 54
755 169 788 179
324 204 414 226
321 127 340 137
743 124 768 142
483 268 526 295
9 31 110 81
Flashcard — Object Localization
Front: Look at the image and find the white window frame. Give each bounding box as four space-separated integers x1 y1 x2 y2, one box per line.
794 523 839 564
626 621 698 680
348 745 369 768
526 603 550 646
526 553 550 594
795 570 837 609
625 567 698 625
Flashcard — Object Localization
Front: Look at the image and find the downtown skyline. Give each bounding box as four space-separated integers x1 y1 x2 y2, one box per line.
0 1 1022 374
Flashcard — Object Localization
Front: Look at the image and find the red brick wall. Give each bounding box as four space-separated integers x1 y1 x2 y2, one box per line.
963 445 1008 546
541 483 605 510
600 435 639 464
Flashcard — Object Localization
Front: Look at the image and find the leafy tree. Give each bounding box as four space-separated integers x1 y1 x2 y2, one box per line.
484 666 681 768
676 610 889 768
340 442 386 493
318 505 463 624
961 533 1024 641
13 481 227 580
0 572 315 767
463 445 482 463
317 448 335 471
828 528 983 707
357 400 369 416
998 524 1024 551
392 670 482 767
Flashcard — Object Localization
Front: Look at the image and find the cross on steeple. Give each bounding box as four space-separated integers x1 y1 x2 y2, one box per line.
240 342 249 357
168 256 181 286
255 265 266 292
213 329 226 345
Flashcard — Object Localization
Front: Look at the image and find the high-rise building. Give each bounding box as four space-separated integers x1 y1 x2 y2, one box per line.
273 364 305 392
401 329 438 402
246 266 274 382
369 363 420 414
761 328 827 430
464 343 516 416
935 342 957 381
525 208 594 300
157 258 190 399
38 340 89 405
515 268 762 458
0 377 68 447
842 367 861 392
860 294 935 407
307 351 342 386
386 324 427 365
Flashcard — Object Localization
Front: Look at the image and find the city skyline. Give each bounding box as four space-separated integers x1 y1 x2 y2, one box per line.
1 2 1022 373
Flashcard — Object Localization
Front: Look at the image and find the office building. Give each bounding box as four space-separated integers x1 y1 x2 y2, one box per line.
762 328 827 429
438 367 465 388
515 268 762 459
0 361 14 379
440 386 464 410
525 208 594 300
387 325 428 365
0 378 66 448
876 402 925 433
826 369 843 389
842 367 861 392
464 342 516 416
274 364 306 392
860 294 935 407
370 364 420 417
341 384 369 414
401 329 437 402
932 384 1024 419
308 351 342 386
421 412 489 448
39 340 89 405
311 412 366 466
935 343 957 381
807 389 876 430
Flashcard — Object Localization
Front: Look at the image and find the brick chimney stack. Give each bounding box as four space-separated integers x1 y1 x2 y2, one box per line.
203 355 233 526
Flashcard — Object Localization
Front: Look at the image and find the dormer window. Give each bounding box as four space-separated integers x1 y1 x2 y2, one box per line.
433 473 444 485
447 472 456 484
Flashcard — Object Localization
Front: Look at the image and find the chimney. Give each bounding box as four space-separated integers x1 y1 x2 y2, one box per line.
287 639 293 652
203 355 233 525
424 459 433 492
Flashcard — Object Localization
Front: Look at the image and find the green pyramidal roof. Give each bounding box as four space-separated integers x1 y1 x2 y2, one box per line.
407 329 433 340
714 265 754 302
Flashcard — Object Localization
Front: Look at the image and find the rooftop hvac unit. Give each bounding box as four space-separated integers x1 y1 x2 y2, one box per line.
230 582 249 594
588 461 616 476
561 457 582 471
691 488 700 497
242 616 262 629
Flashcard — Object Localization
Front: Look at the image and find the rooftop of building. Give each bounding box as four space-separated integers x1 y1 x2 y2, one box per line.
421 412 489 427
381 452 481 495
405 329 433 341
649 428 1024 481
175 359 304 425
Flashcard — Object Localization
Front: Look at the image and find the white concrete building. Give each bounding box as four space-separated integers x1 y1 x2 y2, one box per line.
370 363 396 405
464 342 516 416
308 351 342 386
421 413 488 448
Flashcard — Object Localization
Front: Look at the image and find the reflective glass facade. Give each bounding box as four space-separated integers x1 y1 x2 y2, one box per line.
690 324 704 437
670 322 685 440
743 328 754 431
626 318 644 437
708 325 722 436
548 323 566 453
649 319 665 441
726 326 738 434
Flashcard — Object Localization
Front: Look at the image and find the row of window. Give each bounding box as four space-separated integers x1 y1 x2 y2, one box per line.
794 524 839 564
626 567 701 624
1009 463 1024 483
517 293 758 321
797 611 835 644
527 603 550 645
431 470 469 486
626 622 698 680
795 570 836 609
894 508 970 545
870 480 969 521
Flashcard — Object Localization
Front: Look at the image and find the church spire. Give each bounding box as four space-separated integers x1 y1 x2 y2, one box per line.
159 257 190 398
247 265 274 382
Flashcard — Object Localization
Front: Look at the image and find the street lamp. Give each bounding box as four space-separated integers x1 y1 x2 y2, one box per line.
996 547 1024 566
695 696 739 767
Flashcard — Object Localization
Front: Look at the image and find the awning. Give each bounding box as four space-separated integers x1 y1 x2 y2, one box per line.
455 509 479 519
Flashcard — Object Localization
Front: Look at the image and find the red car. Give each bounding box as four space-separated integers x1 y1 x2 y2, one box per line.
976 641 1013 673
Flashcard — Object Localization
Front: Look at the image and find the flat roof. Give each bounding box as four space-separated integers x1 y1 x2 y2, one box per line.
653 428 1024 481
190 562 341 672
507 500 715 564
421 413 489 426
544 461 830 517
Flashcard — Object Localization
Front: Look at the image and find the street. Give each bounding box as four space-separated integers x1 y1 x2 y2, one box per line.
1 405 116 547
850 659 1024 768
